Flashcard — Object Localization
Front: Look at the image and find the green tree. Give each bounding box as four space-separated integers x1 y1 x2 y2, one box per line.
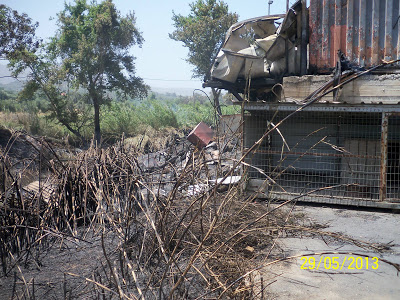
1 5 89 139
6 1 148 144
49 0 148 143
170 0 238 115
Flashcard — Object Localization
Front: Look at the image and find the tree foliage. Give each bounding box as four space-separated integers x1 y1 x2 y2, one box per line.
170 0 238 81
49 0 149 143
4 1 148 144
0 5 86 139
0 5 39 59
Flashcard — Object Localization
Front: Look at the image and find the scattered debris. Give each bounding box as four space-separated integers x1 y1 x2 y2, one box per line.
187 183 209 196
210 175 242 185
22 180 56 204
187 121 214 149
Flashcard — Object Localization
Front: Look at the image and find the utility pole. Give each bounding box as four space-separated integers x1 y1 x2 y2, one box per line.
287 0 289 11
268 0 273 15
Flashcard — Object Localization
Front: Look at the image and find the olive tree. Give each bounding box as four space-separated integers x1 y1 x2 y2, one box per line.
1 5 88 139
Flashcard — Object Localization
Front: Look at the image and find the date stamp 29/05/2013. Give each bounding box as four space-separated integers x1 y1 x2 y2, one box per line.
300 256 379 271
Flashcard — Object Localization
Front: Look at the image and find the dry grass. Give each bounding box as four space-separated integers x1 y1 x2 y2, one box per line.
0 127 280 299
0 127 397 300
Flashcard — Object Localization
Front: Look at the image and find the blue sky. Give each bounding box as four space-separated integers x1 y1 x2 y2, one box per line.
2 0 296 91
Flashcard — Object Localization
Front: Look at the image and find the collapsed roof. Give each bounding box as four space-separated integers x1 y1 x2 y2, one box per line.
204 0 307 101
204 0 400 102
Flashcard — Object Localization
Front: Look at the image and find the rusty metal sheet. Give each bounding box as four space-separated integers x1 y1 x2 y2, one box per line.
309 0 400 73
187 122 214 149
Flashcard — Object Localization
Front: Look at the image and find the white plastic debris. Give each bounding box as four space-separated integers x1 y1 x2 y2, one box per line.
210 176 241 185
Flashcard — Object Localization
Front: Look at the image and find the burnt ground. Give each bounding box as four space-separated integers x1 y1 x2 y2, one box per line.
0 229 119 299
1 127 399 299
1 204 398 299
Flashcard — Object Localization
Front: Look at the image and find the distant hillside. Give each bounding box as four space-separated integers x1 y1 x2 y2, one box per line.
0 64 13 83
149 86 207 97
0 63 207 96
0 80 24 92
0 64 25 91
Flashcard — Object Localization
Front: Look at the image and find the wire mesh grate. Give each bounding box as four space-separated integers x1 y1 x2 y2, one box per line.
244 108 400 203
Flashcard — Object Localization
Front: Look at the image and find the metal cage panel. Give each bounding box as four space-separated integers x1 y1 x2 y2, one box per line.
244 106 400 206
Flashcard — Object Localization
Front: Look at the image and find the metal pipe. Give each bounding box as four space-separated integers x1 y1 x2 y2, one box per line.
300 0 308 75
380 112 389 202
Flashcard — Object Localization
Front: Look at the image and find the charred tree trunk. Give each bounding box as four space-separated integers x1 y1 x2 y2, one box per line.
93 100 101 146
62 122 84 143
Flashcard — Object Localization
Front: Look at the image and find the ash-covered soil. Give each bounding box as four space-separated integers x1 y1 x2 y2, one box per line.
1 127 398 299
0 229 118 299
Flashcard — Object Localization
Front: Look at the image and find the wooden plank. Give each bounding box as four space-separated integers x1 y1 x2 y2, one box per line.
23 181 56 203
282 74 400 104
247 179 400 209
282 75 334 102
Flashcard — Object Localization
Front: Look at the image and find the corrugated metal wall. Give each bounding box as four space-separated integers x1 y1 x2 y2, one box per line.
309 0 400 73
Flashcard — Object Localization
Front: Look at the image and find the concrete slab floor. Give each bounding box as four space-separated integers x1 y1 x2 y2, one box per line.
263 205 400 300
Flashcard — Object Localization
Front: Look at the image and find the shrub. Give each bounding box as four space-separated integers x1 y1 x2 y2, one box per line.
101 102 140 137
138 100 179 130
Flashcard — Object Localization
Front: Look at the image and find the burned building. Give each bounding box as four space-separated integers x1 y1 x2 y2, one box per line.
204 0 400 208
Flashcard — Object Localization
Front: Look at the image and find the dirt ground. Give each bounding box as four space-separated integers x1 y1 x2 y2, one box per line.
264 204 400 300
